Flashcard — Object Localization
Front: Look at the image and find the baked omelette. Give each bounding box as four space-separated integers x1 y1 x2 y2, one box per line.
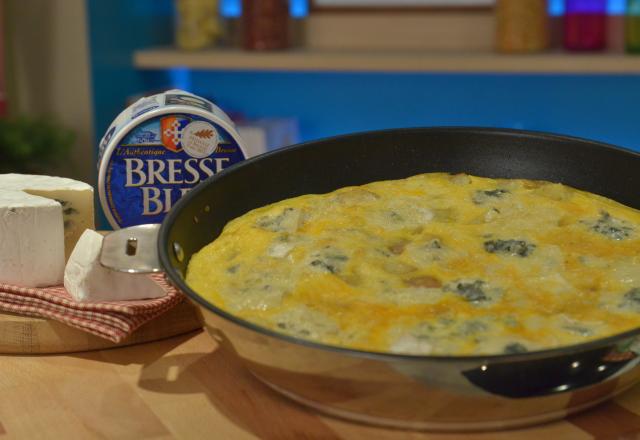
186 173 640 356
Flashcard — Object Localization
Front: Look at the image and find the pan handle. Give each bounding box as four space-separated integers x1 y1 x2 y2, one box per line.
99 224 162 274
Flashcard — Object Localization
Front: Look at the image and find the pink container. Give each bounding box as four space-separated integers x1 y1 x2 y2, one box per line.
564 0 607 51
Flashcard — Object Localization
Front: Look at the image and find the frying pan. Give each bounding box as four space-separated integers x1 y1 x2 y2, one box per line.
105 128 640 431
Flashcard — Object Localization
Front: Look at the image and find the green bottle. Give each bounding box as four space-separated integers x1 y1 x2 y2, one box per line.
627 0 640 52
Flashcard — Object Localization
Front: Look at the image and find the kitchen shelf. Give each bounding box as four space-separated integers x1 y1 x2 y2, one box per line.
134 47 640 74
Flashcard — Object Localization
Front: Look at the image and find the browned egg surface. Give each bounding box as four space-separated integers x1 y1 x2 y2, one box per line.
186 173 640 355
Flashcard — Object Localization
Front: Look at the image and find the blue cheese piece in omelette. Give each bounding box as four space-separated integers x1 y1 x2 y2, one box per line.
186 173 640 355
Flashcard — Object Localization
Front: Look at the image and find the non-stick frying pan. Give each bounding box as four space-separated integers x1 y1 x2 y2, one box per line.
106 128 640 431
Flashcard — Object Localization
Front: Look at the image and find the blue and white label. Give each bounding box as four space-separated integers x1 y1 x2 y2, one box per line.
101 112 245 228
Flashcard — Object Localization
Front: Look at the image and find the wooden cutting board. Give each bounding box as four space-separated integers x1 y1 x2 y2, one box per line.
0 299 203 354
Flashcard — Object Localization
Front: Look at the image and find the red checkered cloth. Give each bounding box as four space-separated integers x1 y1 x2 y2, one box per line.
0 274 184 343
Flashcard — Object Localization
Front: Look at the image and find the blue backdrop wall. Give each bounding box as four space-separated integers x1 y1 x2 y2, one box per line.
87 0 640 227
186 71 640 151
87 1 640 153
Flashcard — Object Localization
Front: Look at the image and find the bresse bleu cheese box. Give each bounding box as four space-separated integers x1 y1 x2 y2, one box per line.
98 89 250 229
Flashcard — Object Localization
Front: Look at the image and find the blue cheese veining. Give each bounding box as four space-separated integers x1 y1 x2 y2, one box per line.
0 174 94 260
186 173 640 356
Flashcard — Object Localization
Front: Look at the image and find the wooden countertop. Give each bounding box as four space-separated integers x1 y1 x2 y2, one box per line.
4 330 640 439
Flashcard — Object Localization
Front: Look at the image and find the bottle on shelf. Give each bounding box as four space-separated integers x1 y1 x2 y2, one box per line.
495 0 550 53
627 0 640 52
175 0 221 51
564 0 607 51
219 0 242 48
242 0 290 51
289 0 309 48
607 13 626 52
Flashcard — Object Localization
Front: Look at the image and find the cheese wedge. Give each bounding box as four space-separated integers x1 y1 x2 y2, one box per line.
0 174 95 259
64 229 165 302
0 190 65 287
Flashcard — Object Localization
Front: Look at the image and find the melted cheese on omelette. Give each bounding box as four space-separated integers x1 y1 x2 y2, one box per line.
186 173 640 355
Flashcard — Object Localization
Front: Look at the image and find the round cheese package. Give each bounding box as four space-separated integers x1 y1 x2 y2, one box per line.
98 89 250 228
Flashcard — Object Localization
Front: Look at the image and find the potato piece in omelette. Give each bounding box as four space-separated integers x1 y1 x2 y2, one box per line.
186 173 640 356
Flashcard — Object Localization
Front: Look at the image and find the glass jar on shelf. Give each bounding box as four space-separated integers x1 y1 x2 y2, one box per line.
564 0 607 51
627 0 640 53
495 0 550 53
175 0 222 50
242 0 290 51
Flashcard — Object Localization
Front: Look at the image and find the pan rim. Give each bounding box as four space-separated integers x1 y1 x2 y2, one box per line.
159 126 640 363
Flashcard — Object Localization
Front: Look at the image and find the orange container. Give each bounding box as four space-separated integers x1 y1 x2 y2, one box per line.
496 0 550 53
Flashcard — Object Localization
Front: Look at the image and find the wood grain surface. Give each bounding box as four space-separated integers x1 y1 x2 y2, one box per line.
0 300 203 354
3 330 640 439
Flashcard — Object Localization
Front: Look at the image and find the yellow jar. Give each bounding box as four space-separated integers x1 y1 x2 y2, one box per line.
175 0 221 50
496 0 550 53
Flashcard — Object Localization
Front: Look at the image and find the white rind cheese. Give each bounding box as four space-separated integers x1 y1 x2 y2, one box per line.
0 174 95 259
0 190 65 287
64 229 165 302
